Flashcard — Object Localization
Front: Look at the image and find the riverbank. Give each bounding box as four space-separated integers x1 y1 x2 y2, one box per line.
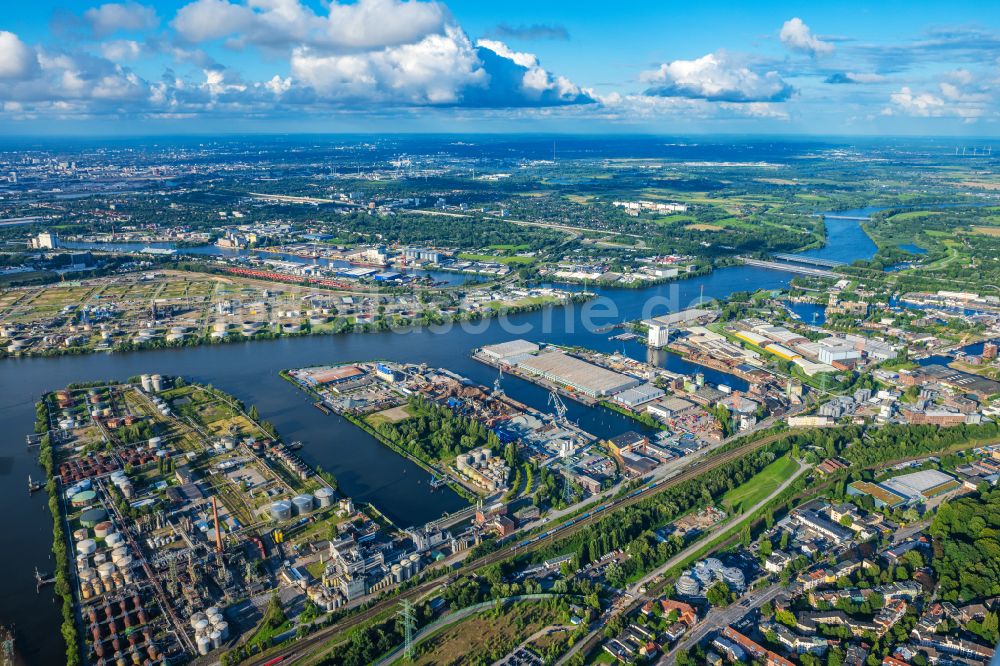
1 269 590 360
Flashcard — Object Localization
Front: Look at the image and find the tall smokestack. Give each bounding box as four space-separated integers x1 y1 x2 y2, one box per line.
212 497 223 553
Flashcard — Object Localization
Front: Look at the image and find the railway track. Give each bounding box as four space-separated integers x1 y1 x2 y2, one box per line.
246 429 799 665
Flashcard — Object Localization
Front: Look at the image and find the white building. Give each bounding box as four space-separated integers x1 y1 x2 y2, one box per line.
29 231 58 249
648 323 670 348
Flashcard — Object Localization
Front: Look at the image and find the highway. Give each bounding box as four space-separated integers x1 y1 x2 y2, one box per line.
245 429 803 665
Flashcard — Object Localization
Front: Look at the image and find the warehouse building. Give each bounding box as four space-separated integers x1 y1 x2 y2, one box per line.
612 383 665 409
880 470 963 503
515 350 641 398
479 339 541 363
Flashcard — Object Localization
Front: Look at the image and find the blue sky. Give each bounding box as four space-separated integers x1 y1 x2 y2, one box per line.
1 0 998 135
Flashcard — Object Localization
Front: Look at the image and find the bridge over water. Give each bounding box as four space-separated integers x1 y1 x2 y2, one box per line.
814 214 871 222
738 257 841 278
770 253 846 269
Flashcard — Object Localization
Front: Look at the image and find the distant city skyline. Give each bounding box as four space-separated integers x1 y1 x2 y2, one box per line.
1 0 998 135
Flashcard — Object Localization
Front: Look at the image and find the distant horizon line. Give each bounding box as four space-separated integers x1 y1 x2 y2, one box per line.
0 131 998 142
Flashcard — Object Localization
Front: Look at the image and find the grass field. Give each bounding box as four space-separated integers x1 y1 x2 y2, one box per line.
721 454 798 514
410 602 567 666
887 210 945 222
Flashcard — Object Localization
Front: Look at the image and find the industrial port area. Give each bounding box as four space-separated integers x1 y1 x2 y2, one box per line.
37 374 370 663
0 266 582 358
3 94 1000 664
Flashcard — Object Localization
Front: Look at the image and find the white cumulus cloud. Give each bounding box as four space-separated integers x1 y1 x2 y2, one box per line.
84 2 158 38
884 81 994 120
780 18 834 56
172 0 447 50
641 51 793 103
0 31 40 80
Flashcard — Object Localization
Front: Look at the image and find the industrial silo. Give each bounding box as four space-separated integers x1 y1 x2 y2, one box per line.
270 500 292 521
292 494 314 515
314 487 334 508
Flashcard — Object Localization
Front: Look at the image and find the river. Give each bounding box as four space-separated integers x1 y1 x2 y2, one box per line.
0 214 876 663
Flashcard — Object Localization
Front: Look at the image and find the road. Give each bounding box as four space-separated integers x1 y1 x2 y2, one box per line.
245 429 804 665
659 583 787 664
557 459 809 665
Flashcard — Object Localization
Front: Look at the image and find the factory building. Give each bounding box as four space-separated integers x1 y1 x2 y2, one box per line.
29 231 59 249
403 247 444 263
647 323 670 348
612 383 665 409
479 339 540 364
515 349 641 398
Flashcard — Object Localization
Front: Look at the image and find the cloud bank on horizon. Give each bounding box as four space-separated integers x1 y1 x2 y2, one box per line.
0 0 997 133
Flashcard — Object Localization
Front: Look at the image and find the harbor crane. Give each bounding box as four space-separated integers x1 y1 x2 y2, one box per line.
548 390 569 425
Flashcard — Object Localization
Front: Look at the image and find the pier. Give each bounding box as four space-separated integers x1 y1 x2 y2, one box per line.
33 567 54 593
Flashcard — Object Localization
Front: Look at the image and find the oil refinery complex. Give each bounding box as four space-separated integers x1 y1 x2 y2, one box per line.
40 374 485 664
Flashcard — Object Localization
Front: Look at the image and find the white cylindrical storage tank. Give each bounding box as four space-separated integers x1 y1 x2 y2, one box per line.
150 374 164 392
77 539 97 556
196 634 211 656
190 613 207 630
216 621 229 640
270 500 292 521
194 618 210 634
116 554 133 571
93 552 107 566
391 564 403 583
106 533 124 549
314 487 334 508
97 562 116 577
292 494 314 515
140 375 152 391
409 553 421 572
210 630 222 649
73 528 89 541
94 521 114 539
111 546 128 563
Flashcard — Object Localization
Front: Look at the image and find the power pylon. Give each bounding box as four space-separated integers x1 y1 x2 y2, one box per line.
398 600 416 661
